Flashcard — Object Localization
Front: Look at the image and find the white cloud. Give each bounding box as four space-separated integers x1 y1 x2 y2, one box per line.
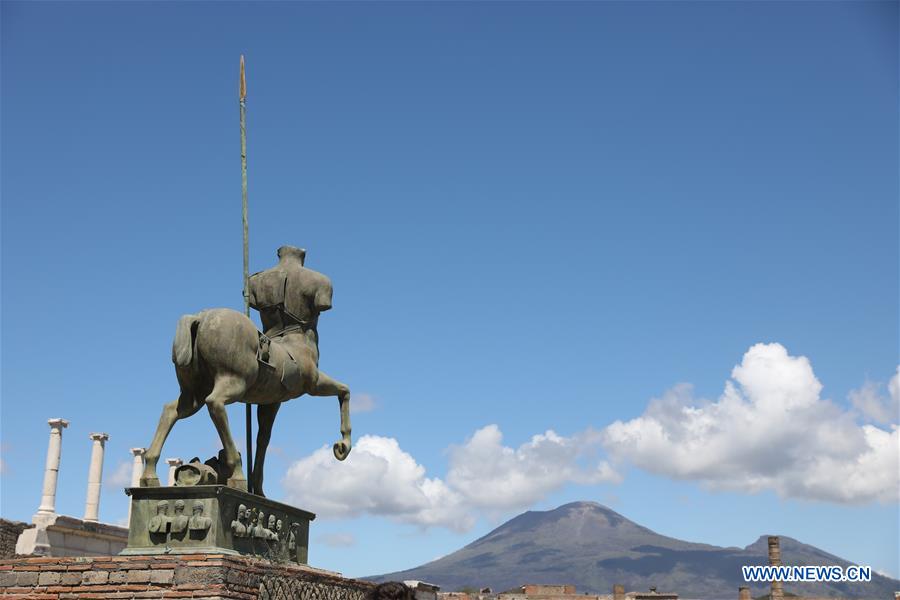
282 343 897 528
316 532 357 548
446 425 621 513
849 368 899 425
890 367 900 407
283 435 471 531
105 461 133 488
282 426 619 532
353 393 377 413
602 343 899 504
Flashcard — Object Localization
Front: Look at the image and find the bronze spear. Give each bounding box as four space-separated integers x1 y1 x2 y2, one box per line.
239 55 254 494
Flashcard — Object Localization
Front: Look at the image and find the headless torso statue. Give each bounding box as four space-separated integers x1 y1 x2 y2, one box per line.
249 246 332 395
241 245 349 494
250 246 332 341
140 245 352 497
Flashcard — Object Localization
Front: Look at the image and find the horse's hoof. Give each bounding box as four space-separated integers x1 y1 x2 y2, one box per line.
139 476 160 488
227 477 248 492
333 441 351 461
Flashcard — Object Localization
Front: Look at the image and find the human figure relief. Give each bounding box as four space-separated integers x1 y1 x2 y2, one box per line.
231 504 248 537
254 511 269 539
189 501 212 532
170 499 189 534
148 501 170 534
266 514 278 541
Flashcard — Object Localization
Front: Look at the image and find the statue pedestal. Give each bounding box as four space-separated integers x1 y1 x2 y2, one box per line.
123 485 315 564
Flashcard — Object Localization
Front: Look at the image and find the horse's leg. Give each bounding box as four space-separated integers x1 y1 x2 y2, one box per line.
141 392 202 486
205 375 248 492
251 402 281 497
310 371 352 461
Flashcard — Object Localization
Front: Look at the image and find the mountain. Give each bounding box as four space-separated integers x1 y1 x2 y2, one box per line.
366 502 897 599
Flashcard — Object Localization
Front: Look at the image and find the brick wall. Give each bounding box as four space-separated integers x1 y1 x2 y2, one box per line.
0 520 31 559
0 553 377 599
522 586 576 596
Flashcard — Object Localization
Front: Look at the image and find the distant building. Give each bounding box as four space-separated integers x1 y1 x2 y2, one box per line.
14 419 130 557
405 580 441 600
631 587 678 600
439 593 471 600
442 583 676 600
521 586 577 596
496 584 595 600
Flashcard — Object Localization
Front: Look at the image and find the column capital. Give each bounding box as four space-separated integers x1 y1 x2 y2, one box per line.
165 457 183 466
89 432 109 442
47 418 69 430
130 447 146 457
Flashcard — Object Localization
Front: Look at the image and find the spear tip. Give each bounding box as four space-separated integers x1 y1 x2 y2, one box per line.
239 55 246 100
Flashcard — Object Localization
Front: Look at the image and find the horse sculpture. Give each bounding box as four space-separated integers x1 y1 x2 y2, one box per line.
140 246 351 496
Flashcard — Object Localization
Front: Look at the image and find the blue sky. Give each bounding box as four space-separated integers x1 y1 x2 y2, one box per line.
2 0 898 582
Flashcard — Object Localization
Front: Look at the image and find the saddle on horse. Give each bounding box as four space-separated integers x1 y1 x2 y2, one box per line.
254 331 303 396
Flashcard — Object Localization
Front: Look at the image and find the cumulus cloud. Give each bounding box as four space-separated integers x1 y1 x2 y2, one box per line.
353 393 377 413
282 426 619 532
283 343 896 528
602 343 898 504
283 435 470 530
446 425 620 513
849 368 899 425
105 461 133 488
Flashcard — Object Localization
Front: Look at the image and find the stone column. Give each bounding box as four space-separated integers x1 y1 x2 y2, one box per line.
166 458 182 486
130 448 146 487
127 448 145 523
613 584 625 600
83 432 109 522
768 536 784 600
738 587 751 600
35 418 69 519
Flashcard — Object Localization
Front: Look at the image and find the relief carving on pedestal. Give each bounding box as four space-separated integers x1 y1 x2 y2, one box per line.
228 503 303 562
147 499 210 543
189 501 212 535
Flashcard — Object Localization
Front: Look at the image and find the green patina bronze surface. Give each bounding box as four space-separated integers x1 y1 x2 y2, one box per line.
123 485 314 564
139 245 353 498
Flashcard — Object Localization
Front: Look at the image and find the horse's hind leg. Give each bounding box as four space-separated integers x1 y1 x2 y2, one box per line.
310 371 352 461
251 402 281 498
205 375 248 492
141 392 202 486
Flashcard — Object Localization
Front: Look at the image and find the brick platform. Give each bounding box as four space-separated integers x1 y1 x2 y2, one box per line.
0 554 376 600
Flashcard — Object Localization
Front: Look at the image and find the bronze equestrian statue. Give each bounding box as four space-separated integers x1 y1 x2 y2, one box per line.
140 246 351 496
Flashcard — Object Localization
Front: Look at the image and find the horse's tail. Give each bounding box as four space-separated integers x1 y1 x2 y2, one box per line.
172 313 201 367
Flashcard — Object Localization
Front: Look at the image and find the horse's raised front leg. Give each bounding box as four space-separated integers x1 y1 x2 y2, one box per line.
252 402 281 497
205 375 248 491
310 371 352 461
141 392 202 486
